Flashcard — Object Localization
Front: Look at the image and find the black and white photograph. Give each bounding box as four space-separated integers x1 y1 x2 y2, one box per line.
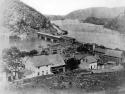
0 0 125 94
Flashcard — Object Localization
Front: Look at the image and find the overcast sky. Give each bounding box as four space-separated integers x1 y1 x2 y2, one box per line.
21 0 125 15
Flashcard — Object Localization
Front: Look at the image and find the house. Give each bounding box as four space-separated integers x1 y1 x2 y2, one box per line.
25 54 65 78
102 49 125 64
80 56 98 70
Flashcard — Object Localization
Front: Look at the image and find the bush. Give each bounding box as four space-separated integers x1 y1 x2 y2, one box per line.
29 49 38 56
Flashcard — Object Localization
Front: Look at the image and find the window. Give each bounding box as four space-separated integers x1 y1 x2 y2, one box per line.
46 71 48 75
86 59 88 62
42 71 44 75
91 65 93 69
38 72 40 76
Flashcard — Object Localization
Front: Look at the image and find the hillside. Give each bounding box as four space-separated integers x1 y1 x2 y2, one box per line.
3 0 63 39
65 7 125 20
82 15 125 33
48 7 125 33
104 14 125 33
64 7 125 33
82 17 112 25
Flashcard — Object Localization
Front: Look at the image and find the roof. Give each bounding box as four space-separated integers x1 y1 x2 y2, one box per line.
28 54 65 67
94 47 106 53
84 56 97 64
104 49 123 58
74 53 87 60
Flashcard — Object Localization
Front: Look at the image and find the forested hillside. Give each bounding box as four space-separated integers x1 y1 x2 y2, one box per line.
3 0 58 39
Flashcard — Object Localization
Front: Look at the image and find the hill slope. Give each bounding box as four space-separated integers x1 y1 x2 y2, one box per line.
3 0 59 39
66 7 125 20
48 7 125 21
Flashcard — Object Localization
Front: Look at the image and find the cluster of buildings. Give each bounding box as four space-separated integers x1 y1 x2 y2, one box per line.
7 32 125 82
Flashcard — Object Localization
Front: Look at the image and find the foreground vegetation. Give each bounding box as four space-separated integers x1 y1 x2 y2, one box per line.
11 69 125 92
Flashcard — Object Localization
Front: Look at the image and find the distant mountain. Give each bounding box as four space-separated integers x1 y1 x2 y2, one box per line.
82 17 112 25
3 0 66 39
48 7 125 20
66 7 125 20
104 14 125 33
48 7 125 33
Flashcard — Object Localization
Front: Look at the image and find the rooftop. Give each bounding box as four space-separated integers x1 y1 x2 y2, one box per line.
84 56 97 64
28 54 65 67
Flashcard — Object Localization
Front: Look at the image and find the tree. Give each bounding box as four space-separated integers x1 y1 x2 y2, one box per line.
2 46 25 80
65 58 80 71
29 49 38 56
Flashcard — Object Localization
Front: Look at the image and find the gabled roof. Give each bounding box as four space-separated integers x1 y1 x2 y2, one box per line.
83 56 97 64
28 54 65 67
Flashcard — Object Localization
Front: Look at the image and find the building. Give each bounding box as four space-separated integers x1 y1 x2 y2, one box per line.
47 43 65 54
101 49 125 64
25 54 66 78
51 65 66 74
80 56 98 70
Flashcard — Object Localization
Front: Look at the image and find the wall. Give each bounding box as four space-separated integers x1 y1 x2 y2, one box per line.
89 63 97 69
35 65 53 76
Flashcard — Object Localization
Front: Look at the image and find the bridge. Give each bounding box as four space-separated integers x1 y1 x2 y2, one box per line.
37 32 76 44
37 32 62 43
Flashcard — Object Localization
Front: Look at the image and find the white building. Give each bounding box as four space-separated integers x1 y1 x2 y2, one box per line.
80 56 98 70
24 54 65 78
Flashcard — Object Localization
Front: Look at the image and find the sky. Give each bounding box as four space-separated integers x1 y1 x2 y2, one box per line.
17 0 125 15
